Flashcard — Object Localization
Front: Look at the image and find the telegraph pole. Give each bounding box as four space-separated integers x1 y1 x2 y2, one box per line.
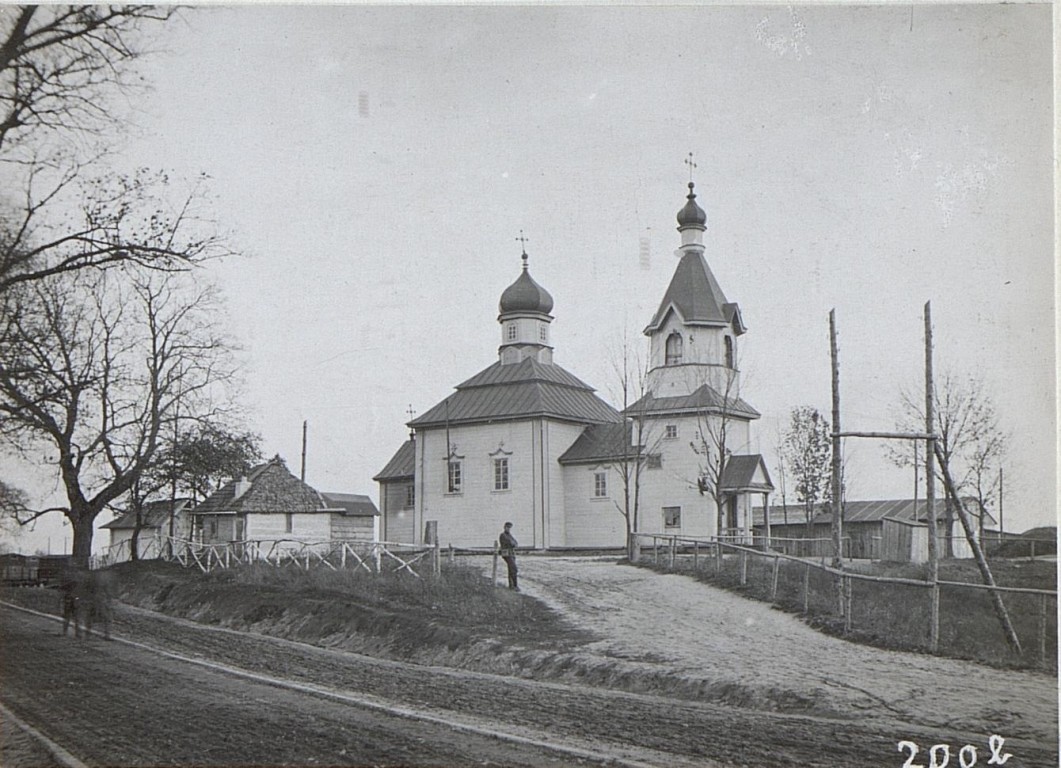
925 301 939 653
301 420 308 483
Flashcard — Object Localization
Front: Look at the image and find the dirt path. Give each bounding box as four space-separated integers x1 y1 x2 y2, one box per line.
515 557 1058 748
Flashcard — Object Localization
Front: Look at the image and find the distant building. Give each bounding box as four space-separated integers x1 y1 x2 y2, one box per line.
376 181 771 548
193 455 378 549
102 498 194 561
752 498 996 561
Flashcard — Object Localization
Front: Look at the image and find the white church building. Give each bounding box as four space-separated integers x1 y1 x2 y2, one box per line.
375 181 773 549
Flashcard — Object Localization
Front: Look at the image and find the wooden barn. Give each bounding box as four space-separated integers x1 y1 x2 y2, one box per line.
753 498 994 560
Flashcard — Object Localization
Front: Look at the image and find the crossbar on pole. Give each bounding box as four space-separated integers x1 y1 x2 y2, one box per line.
834 431 936 440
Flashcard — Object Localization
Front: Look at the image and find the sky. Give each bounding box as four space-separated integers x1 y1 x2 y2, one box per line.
3 3 1054 554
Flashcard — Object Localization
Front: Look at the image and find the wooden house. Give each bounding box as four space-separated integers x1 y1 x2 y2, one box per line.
192 455 379 550
102 498 194 561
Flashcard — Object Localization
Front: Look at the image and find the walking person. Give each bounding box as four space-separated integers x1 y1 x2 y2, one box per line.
499 522 519 591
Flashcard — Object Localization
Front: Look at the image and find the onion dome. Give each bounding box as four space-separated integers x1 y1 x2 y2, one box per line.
499 255 554 315
676 182 707 228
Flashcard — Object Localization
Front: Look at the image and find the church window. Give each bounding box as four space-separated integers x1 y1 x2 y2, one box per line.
539 325 548 342
447 460 462 493
494 458 509 491
665 332 683 365
404 484 415 509
646 454 662 470
725 336 734 368
285 513 293 533
663 506 681 529
507 323 517 341
664 424 678 440
593 471 608 498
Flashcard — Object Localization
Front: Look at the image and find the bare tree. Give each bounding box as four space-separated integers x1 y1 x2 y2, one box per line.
689 365 748 539
607 334 658 558
890 372 1008 555
1 5 177 154
780 406 832 532
0 267 240 566
0 6 228 295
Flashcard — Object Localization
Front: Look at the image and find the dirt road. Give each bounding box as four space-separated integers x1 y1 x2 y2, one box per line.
514 557 1058 748
1 557 1056 767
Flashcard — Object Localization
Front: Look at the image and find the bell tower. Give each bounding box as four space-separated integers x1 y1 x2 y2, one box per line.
643 175 746 398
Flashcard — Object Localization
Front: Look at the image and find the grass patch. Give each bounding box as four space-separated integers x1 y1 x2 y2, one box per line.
107 559 592 656
634 551 1057 671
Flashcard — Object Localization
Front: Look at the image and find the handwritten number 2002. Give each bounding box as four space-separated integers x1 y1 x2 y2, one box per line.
898 735 1012 768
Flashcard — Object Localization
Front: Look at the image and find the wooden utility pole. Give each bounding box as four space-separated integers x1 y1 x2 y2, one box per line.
934 441 1022 653
829 310 843 568
301 420 308 483
998 467 1004 543
925 302 939 653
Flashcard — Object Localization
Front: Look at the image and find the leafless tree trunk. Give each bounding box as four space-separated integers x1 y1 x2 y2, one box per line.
0 268 239 567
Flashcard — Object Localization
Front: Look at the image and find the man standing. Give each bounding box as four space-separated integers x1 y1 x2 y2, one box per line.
499 522 519 591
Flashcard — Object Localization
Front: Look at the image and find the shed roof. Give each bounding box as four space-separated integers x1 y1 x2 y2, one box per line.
102 498 194 530
752 498 995 527
373 439 415 482
409 357 620 429
320 492 379 517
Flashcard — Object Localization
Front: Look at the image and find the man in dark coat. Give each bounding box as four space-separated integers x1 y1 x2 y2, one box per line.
499 522 519 591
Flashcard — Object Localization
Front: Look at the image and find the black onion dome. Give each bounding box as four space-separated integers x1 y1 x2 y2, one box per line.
677 182 707 228
499 268 554 315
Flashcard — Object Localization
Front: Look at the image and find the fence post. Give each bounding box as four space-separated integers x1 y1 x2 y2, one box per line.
433 540 441 576
341 544 347 569
1039 593 1047 664
669 537 676 569
716 540 722 573
448 544 455 565
492 543 499 586
739 549 747 586
843 577 853 633
771 554 780 600
693 540 699 570
803 561 810 614
374 544 382 574
1029 540 1036 561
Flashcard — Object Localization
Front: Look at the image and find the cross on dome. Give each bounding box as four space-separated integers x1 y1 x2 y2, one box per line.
684 151 698 183
515 230 530 269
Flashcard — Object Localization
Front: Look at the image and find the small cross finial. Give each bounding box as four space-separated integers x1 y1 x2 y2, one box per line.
516 230 529 269
684 152 698 184
406 404 416 421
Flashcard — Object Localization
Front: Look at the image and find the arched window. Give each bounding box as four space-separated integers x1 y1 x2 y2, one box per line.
724 336 734 368
665 332 683 365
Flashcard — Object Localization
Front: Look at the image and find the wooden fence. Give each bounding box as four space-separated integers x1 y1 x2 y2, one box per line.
130 536 444 577
635 532 1057 667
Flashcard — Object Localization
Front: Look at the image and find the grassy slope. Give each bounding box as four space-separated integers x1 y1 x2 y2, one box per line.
637 554 1058 670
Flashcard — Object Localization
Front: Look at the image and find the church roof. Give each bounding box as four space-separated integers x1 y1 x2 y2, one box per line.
626 384 761 420
409 357 621 428
720 454 774 492
643 251 746 336
373 439 415 482
558 422 637 465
